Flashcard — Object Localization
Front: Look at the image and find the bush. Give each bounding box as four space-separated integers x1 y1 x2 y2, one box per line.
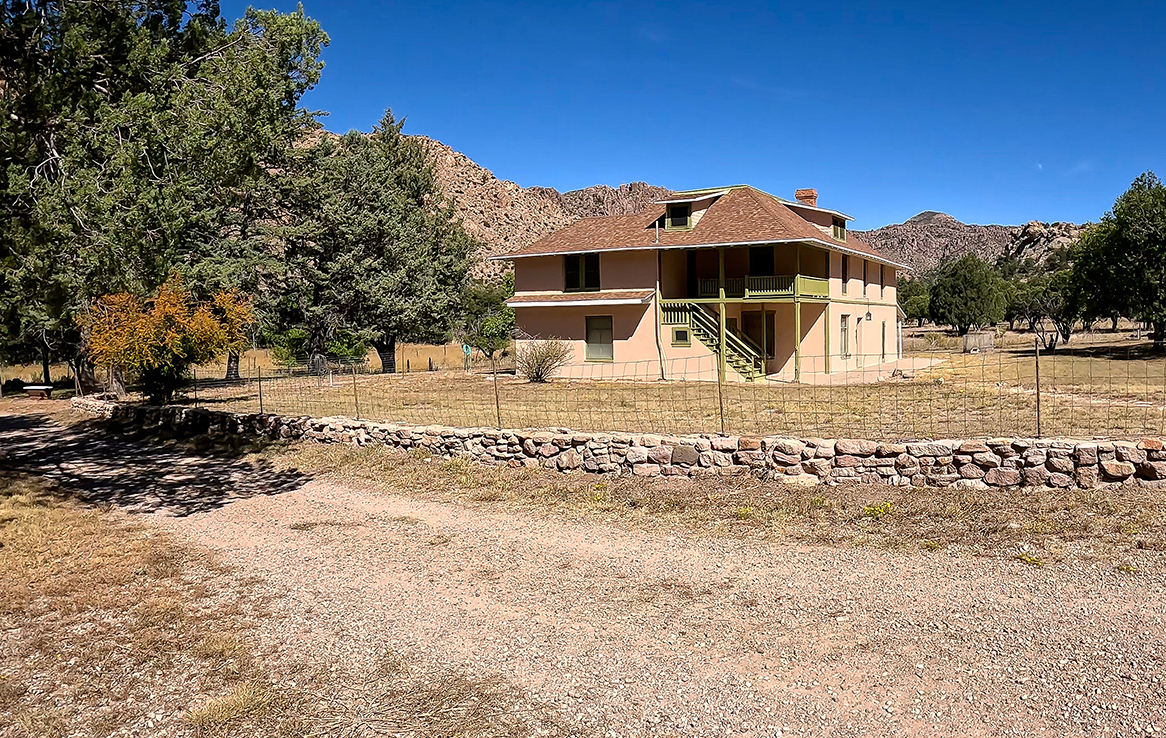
515 339 573 383
83 276 254 404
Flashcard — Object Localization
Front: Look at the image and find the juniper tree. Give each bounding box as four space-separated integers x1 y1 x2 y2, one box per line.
261 111 476 373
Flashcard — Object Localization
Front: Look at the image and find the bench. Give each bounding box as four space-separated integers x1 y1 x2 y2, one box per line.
25 385 53 400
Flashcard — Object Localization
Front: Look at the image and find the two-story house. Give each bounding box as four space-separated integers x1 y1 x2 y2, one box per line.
496 185 906 382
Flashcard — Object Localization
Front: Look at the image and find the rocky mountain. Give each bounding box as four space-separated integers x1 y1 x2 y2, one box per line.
416 136 669 278
855 212 1085 275
854 212 1014 274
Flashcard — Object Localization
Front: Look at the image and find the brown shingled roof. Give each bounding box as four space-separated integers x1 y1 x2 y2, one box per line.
496 186 904 268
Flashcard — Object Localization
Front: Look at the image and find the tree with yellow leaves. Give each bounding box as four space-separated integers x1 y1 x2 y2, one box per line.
84 277 254 404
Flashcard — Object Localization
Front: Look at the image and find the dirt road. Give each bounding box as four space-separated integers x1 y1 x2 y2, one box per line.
5 409 1166 736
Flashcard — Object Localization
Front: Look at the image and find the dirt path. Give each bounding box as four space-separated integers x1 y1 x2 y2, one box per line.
4 408 1166 737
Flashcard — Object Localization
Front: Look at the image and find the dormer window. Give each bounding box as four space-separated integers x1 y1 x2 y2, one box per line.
666 204 691 230
832 217 846 241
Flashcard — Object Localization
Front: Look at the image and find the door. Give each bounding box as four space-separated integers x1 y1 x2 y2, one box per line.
742 310 775 358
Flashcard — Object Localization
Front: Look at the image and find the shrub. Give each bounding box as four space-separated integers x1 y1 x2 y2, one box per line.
515 339 573 383
83 276 254 404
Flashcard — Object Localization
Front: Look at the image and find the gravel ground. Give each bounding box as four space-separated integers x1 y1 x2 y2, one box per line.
4 406 1165 737
156 480 1166 737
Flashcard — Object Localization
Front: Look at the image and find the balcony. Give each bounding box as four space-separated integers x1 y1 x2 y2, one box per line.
696 275 829 299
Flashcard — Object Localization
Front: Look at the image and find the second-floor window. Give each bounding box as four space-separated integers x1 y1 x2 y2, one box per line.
841 255 849 294
565 253 600 291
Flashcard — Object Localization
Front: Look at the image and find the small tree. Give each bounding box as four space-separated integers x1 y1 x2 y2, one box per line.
928 255 1008 335
84 277 254 404
459 273 515 360
897 278 930 327
516 339 573 383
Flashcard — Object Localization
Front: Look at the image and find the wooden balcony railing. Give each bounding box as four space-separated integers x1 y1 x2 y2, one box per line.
694 274 828 299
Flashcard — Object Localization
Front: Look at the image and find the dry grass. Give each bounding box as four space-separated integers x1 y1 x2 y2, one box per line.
0 471 573 737
182 336 1166 440
269 442 1166 560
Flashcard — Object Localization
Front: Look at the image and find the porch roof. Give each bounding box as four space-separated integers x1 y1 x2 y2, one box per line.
493 185 906 269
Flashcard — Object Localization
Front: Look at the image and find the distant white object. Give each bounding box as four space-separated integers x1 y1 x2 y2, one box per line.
25 385 52 399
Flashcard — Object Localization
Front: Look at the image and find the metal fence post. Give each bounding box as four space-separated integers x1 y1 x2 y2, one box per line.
257 366 265 414
1034 337 1042 438
351 362 361 420
491 355 502 430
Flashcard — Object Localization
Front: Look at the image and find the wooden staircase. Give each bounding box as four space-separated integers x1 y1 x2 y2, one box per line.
682 304 766 381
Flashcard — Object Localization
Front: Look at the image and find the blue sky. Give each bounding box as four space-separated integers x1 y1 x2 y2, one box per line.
222 1 1164 227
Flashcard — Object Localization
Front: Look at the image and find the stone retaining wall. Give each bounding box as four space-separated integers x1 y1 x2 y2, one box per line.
71 396 1166 490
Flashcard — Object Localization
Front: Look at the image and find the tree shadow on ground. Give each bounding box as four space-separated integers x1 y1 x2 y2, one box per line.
0 412 310 516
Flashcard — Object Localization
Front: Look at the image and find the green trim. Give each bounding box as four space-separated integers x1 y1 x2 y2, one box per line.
671 326 692 347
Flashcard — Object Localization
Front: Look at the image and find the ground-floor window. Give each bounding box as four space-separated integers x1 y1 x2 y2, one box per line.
671 326 691 347
585 316 614 361
840 314 851 357
881 320 887 362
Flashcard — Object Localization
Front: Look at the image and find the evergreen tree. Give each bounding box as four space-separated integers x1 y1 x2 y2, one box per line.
0 1 326 381
928 254 1008 335
261 111 477 373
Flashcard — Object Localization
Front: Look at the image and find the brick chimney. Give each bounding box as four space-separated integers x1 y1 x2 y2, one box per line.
795 188 818 207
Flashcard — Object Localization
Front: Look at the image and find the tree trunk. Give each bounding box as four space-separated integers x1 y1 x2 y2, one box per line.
108 366 127 399
225 351 241 380
375 335 397 374
1111 315 1119 333
1153 322 1165 351
41 346 51 385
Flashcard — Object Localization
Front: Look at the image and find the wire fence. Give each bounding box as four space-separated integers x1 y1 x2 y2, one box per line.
179 342 1166 441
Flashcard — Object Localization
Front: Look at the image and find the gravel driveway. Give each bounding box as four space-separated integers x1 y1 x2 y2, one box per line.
156 477 1166 737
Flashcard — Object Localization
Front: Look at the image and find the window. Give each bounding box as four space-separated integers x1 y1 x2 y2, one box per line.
832 217 846 241
666 204 691 229
671 327 691 347
585 316 614 361
841 255 849 294
881 321 887 362
565 253 601 291
879 264 885 299
863 260 869 297
840 314 851 357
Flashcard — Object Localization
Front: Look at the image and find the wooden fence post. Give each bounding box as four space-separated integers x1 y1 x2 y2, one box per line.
257 366 265 415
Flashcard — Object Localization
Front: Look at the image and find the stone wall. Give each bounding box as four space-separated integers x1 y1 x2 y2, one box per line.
71 397 1166 490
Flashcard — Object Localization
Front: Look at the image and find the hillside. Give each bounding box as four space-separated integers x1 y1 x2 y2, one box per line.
853 213 1015 273
416 136 669 278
